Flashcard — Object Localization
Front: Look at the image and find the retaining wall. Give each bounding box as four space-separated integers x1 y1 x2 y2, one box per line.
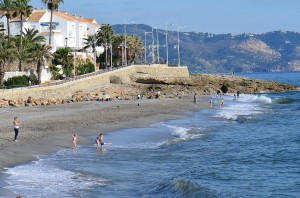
0 65 190 100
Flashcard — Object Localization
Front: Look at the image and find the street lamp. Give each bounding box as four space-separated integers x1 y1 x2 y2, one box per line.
165 22 173 66
110 40 113 70
154 27 160 64
151 26 155 64
105 41 108 70
177 25 185 67
124 20 128 67
144 31 151 64
124 20 135 66
65 37 68 47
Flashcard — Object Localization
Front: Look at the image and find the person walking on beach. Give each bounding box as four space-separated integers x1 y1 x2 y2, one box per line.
194 94 198 107
96 133 104 150
72 134 78 149
13 117 20 141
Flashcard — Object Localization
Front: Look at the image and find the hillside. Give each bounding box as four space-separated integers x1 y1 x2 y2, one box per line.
113 24 300 73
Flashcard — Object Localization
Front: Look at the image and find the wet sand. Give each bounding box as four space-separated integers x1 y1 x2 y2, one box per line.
0 96 209 171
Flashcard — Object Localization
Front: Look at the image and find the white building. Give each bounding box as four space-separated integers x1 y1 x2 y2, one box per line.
0 9 102 83
1 8 101 50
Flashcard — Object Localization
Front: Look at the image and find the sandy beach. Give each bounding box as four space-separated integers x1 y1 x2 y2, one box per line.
0 95 209 171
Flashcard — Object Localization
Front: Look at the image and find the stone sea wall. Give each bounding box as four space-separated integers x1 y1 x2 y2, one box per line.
0 65 189 103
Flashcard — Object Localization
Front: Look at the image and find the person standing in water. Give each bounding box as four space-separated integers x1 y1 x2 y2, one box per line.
96 133 104 150
194 94 198 107
210 97 213 107
13 117 20 141
72 134 78 149
220 97 224 108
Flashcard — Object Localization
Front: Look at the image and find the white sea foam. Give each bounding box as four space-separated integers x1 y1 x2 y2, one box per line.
4 159 108 197
213 94 271 121
165 124 203 142
237 94 272 104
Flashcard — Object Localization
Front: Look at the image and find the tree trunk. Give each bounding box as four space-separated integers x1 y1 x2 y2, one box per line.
0 64 4 85
6 17 10 43
49 9 53 45
93 50 97 72
37 61 41 84
19 14 23 71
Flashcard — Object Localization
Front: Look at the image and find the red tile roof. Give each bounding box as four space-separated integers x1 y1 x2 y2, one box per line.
28 11 46 21
2 9 100 27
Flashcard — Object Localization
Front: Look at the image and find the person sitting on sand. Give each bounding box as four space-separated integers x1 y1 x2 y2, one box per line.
96 133 104 150
72 134 78 149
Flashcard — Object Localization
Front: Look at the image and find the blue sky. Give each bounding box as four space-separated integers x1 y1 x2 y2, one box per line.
30 0 300 34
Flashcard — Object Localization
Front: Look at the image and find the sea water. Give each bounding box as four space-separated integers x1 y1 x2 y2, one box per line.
0 72 299 198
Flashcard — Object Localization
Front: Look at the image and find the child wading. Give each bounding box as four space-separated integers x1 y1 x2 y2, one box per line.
72 134 78 149
96 133 104 150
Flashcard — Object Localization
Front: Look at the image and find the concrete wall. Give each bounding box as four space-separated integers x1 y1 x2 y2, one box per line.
0 65 189 100
4 71 28 81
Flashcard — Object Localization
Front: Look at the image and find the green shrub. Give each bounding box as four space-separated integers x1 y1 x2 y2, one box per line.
77 62 95 75
28 74 38 85
50 65 62 80
63 67 72 77
4 75 29 87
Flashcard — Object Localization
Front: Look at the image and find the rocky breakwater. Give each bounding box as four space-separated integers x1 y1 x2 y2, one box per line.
0 73 298 108
123 73 298 98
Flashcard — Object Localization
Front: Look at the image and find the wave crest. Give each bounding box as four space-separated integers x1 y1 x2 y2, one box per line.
148 178 217 198
238 94 272 104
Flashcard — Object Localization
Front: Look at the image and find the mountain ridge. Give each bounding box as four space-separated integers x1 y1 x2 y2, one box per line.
112 24 300 73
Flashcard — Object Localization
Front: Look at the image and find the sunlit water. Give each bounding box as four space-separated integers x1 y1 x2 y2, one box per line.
0 72 300 198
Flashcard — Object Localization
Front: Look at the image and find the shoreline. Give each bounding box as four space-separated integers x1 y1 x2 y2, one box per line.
0 96 210 172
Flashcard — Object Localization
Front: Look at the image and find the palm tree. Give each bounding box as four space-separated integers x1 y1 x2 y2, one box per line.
14 36 31 72
22 28 46 44
13 0 33 71
42 0 64 45
126 34 143 64
11 29 45 72
0 38 16 84
53 47 73 77
83 34 99 71
0 0 15 43
28 43 52 84
97 24 113 68
112 34 125 66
